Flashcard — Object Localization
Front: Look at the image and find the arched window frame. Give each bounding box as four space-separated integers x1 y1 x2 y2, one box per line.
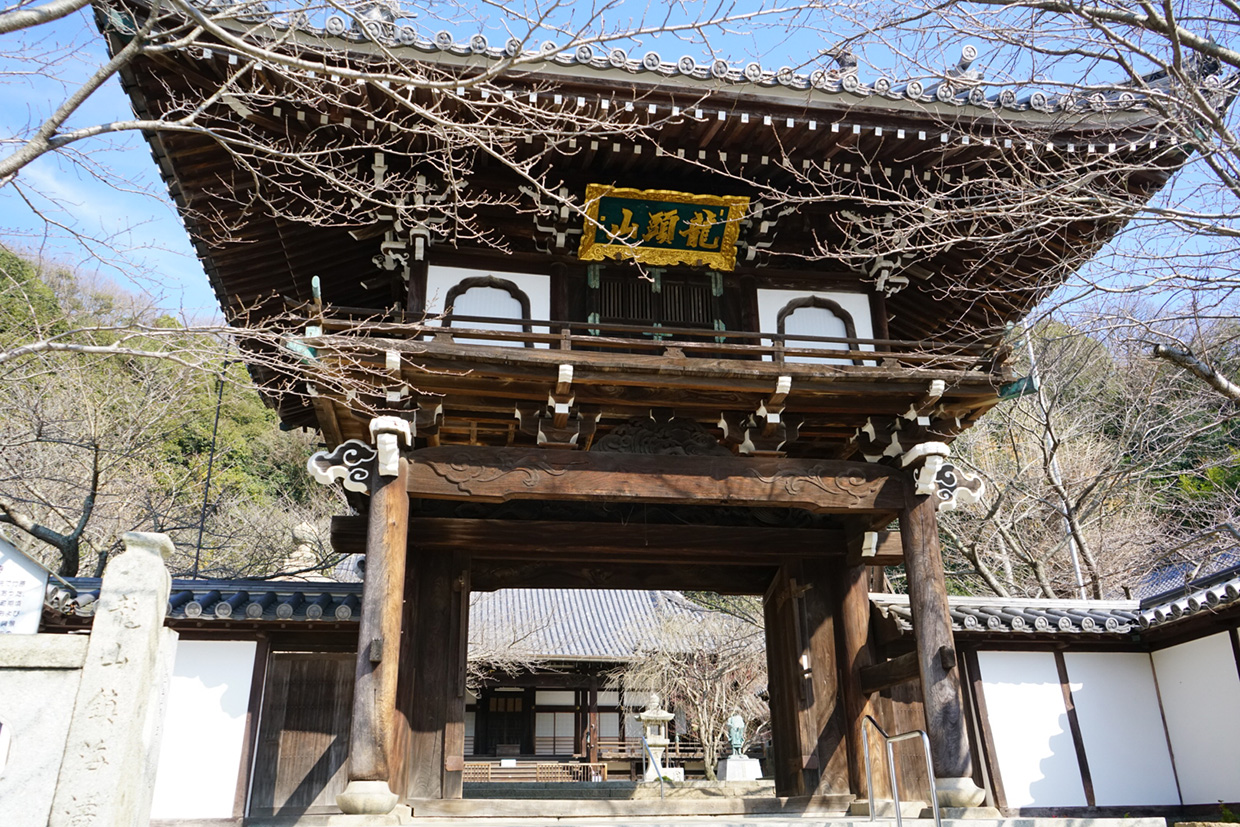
444 275 534 348
775 295 863 365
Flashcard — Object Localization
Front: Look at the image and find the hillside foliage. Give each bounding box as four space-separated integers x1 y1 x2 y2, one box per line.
0 245 343 577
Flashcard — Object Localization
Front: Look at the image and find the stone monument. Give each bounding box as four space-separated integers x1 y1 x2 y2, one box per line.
716 711 762 782
47 532 179 827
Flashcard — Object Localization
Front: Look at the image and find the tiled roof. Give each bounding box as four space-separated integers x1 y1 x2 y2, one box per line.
469 588 706 661
45 579 707 660
1136 550 1240 600
184 0 1213 117
1137 562 1240 628
46 564 1240 644
48 578 363 623
874 564 1240 636
873 593 1142 636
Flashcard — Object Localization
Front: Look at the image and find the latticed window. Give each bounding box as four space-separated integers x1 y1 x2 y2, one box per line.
589 266 722 334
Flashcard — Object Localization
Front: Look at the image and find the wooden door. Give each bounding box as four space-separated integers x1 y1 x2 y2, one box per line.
249 652 354 816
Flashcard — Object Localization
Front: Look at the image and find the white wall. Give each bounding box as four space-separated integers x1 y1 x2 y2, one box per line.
755 289 874 364
1062 652 1179 805
1152 631 1240 804
150 640 257 819
977 650 1086 808
425 265 551 348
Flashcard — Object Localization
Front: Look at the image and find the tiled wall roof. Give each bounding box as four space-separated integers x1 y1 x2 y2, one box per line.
46 563 1240 645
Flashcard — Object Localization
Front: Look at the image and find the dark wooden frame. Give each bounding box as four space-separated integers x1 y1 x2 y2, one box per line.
776 295 864 366
1053 650 1096 807
443 275 535 347
234 636 271 818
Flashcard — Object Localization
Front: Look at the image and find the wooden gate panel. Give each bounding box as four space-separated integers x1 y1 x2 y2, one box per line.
249 653 354 816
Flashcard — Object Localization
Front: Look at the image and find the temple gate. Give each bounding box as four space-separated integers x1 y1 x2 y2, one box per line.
104 1 1184 815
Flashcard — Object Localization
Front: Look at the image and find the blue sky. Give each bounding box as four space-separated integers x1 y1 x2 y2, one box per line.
0 9 214 313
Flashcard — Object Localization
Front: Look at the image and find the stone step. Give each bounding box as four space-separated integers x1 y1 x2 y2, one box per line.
464 780 776 800
215 812 1171 827
412 793 853 818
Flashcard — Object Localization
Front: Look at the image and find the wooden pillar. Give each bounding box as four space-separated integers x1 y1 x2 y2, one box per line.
900 488 975 785
338 458 409 814
763 560 848 798
836 560 889 800
405 550 470 800
764 562 811 796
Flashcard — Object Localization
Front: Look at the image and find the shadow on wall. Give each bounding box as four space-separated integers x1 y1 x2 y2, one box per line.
174 647 251 720
1027 712 1086 807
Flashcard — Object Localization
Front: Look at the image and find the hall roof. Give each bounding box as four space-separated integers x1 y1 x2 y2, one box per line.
469 588 706 662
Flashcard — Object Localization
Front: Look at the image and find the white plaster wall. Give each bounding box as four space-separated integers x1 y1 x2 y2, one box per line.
150 640 257 819
1152 631 1240 804
755 289 874 364
425 265 551 348
1062 651 1180 805
976 650 1086 808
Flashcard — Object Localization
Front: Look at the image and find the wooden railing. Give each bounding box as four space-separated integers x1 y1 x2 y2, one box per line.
596 737 705 759
463 761 608 783
536 762 608 782
309 311 1003 372
463 763 492 782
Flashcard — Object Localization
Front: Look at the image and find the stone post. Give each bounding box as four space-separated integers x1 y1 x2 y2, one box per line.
48 532 178 827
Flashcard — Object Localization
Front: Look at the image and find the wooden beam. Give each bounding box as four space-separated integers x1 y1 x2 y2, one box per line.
470 561 777 595
845 530 904 566
438 520 844 563
859 650 921 695
336 515 854 561
406 446 905 514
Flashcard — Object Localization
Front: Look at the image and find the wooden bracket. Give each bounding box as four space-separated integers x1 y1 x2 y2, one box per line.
368 638 383 663
514 380 600 449
845 530 904 566
938 644 957 671
902 379 946 424
725 377 799 457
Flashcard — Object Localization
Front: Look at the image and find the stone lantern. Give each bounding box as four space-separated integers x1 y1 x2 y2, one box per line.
635 693 675 782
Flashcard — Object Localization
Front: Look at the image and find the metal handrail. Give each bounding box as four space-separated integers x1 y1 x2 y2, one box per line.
639 736 666 800
861 715 940 827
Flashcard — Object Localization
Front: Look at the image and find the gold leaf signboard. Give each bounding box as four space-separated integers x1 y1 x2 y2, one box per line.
578 184 749 271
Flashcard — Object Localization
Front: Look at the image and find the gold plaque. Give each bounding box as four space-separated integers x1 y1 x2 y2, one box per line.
578 184 749 271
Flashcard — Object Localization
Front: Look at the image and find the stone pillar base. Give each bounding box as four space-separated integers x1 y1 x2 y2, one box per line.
924 806 1004 819
849 798 927 818
717 756 763 781
337 780 399 815
934 776 987 808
